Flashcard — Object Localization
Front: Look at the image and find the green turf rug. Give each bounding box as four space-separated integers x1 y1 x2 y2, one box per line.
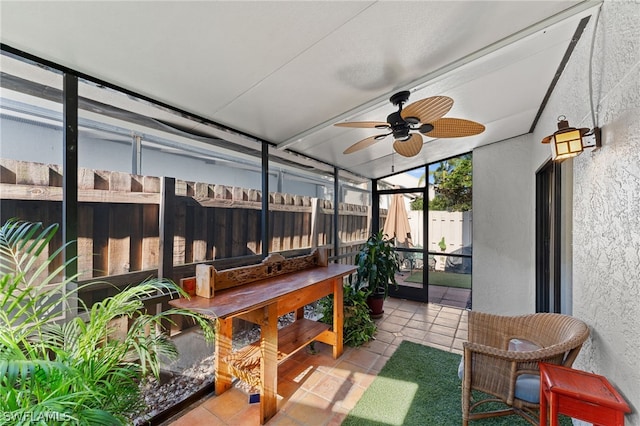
405 271 471 289
342 340 571 426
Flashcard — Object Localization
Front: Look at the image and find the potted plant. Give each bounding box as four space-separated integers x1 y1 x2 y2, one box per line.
318 282 377 347
0 219 215 425
354 231 400 318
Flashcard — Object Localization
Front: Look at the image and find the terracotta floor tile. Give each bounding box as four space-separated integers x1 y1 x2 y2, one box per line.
283 392 332 425
360 337 390 355
265 412 302 426
351 370 376 388
395 304 420 314
410 313 436 323
456 328 468 339
277 377 301 400
434 315 461 327
453 336 465 349
201 387 249 421
384 315 410 326
281 360 314 383
309 373 353 403
373 328 395 343
161 302 467 426
423 340 452 353
331 358 367 378
376 321 404 333
371 354 391 372
227 403 260 425
299 369 325 391
168 405 223 426
382 342 399 357
424 330 454 347
339 384 367 410
440 306 464 315
400 326 428 340
341 346 380 370
405 318 430 330
325 412 347 426
391 309 414 319
430 323 457 337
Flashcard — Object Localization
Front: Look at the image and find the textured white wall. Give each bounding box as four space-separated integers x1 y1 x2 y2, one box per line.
474 2 639 422
570 3 639 423
473 134 536 314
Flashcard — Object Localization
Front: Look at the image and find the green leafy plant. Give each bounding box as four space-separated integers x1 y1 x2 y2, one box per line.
438 236 447 252
319 283 376 347
355 231 400 299
0 219 215 425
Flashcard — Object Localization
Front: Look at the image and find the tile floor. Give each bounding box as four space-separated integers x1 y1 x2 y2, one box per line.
162 299 468 426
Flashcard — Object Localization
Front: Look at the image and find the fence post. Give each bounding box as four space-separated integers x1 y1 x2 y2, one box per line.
159 177 175 280
158 177 175 332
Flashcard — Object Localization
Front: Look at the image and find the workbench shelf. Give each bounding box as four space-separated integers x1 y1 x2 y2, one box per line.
224 318 330 388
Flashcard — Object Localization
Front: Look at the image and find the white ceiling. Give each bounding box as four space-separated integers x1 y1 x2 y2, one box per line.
0 1 600 179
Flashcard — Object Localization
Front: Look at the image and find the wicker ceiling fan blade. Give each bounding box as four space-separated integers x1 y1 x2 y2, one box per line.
392 133 423 157
401 96 453 124
334 121 391 129
343 134 389 154
424 118 485 138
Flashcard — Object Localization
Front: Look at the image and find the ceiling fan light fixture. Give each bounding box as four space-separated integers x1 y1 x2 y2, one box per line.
393 129 410 140
419 123 434 134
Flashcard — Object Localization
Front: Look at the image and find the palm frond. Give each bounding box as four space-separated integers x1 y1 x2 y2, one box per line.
1 219 216 422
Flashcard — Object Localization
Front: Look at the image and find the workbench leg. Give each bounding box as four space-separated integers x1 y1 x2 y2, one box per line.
260 303 278 424
214 317 233 395
295 306 304 320
333 277 344 359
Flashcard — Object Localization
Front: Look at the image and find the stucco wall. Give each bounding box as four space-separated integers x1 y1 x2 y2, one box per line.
569 2 639 423
473 134 536 314
475 1 639 423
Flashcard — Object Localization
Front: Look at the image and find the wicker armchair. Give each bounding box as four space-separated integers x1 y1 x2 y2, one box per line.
462 311 589 425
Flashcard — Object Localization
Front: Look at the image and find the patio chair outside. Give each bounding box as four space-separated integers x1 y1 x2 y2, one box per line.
461 311 590 425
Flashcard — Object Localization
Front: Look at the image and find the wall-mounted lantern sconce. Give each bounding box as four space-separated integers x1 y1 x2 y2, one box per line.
541 116 601 161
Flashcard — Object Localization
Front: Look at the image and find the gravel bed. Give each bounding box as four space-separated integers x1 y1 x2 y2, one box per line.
132 305 321 425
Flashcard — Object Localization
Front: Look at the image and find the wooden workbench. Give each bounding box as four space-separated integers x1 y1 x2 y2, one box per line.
170 261 355 424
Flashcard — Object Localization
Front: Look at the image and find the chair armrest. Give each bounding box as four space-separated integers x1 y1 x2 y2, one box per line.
464 341 572 362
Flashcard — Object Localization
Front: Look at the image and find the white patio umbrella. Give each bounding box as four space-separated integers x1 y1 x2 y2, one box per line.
382 193 413 248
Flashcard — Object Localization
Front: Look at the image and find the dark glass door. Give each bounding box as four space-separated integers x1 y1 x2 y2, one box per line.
536 160 561 313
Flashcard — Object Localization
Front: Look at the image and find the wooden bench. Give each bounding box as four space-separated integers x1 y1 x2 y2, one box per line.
169 248 355 424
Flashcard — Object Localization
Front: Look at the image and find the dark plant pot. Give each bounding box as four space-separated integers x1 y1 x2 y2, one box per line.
366 294 385 319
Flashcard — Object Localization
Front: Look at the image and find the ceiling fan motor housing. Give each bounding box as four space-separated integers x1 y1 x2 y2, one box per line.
387 111 410 139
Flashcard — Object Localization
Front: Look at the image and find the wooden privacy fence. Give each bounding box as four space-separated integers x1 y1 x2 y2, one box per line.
0 159 376 304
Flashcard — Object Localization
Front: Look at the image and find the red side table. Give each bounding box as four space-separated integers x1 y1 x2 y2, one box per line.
539 362 631 426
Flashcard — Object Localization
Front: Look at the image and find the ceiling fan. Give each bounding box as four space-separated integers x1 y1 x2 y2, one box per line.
335 90 485 157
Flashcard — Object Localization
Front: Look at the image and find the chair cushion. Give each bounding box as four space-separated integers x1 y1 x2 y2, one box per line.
457 359 540 404
514 374 540 403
